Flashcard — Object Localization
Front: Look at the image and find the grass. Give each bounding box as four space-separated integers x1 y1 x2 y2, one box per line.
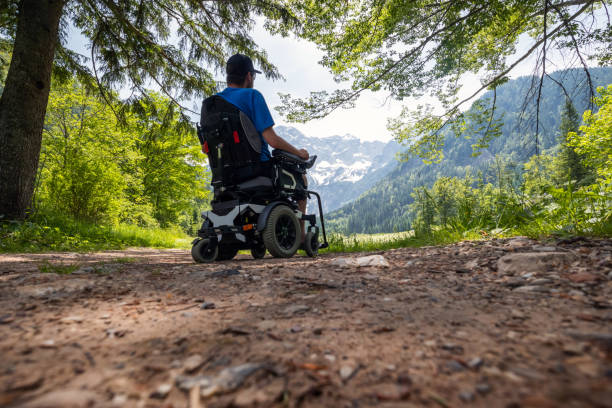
0 211 190 253
321 228 486 253
38 260 80 274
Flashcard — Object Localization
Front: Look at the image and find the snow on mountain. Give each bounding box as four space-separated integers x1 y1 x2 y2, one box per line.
275 126 402 213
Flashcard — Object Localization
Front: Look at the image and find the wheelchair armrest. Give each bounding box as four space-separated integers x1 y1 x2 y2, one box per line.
272 149 317 169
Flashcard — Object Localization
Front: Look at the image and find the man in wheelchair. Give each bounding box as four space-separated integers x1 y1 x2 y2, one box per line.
191 54 328 263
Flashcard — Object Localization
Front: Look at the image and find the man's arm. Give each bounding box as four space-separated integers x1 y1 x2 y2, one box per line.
262 127 309 160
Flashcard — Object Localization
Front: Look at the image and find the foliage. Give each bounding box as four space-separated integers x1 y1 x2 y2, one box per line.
0 210 189 253
36 79 209 228
327 68 612 234
0 0 307 114
568 84 612 189
280 0 612 161
557 97 593 187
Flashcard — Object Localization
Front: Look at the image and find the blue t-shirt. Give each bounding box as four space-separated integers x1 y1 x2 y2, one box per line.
217 87 274 161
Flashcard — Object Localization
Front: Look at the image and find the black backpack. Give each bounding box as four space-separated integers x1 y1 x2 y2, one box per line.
197 95 263 187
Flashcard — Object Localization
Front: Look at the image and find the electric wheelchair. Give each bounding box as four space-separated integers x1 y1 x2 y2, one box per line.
191 95 328 263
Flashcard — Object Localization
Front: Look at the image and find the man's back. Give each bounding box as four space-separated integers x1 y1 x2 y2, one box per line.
216 87 274 162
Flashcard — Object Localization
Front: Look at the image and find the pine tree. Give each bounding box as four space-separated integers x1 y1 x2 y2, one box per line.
557 97 590 187
0 0 301 219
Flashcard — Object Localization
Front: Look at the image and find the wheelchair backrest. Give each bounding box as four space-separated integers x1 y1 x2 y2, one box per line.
199 95 263 187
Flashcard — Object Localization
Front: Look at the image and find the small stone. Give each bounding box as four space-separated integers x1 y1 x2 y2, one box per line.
567 272 599 283
373 383 410 401
111 394 128 406
183 354 204 373
464 259 479 270
40 339 56 348
530 278 552 286
445 360 465 373
283 304 310 315
475 383 491 395
290 325 303 333
513 285 549 293
521 272 535 279
256 320 276 331
441 343 464 354
0 314 15 324
459 391 475 402
498 252 576 275
21 389 100 408
562 343 586 356
210 269 240 278
150 383 172 399
424 340 436 347
507 331 519 340
467 357 484 369
531 245 558 252
511 309 526 319
324 354 336 363
340 365 355 380
200 302 215 310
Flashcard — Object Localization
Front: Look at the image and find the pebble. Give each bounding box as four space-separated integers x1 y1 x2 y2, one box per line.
562 343 586 356
183 354 204 372
150 383 172 399
284 304 310 315
340 365 355 380
446 360 465 372
468 357 484 369
513 285 550 293
459 391 475 402
476 383 492 395
210 269 240 278
531 245 558 252
200 302 215 310
40 339 56 348
498 252 576 275
530 278 552 286
324 354 336 362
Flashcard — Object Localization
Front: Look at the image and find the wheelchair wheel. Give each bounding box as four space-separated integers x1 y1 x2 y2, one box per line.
191 238 218 263
263 206 300 258
304 230 319 258
217 246 238 261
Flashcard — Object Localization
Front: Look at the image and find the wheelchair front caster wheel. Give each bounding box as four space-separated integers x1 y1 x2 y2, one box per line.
250 244 266 259
263 206 300 258
191 238 218 263
217 246 238 261
304 230 319 257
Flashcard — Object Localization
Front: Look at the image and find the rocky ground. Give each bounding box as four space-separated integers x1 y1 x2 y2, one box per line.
0 237 611 408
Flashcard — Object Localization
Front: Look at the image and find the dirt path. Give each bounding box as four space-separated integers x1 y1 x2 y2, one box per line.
0 237 611 408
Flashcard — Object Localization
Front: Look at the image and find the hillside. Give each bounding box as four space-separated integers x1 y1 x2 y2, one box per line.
275 126 402 212
327 67 612 233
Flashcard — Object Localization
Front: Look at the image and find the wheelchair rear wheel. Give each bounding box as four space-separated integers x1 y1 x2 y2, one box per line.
191 238 218 263
263 206 300 258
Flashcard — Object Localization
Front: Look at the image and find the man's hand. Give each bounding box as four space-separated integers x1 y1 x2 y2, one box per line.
298 149 309 160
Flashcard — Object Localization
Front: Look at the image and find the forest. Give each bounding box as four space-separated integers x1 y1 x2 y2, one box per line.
1 0 611 251
327 68 612 240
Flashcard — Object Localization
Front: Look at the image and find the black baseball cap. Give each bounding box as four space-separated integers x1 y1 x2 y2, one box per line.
226 54 262 77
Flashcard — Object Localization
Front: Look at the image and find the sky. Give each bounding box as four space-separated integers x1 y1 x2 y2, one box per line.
66 10 601 143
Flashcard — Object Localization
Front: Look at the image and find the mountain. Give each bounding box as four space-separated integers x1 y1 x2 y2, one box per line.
326 67 612 234
274 126 402 212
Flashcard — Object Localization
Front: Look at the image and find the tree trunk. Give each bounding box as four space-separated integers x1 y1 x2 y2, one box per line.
0 0 64 220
